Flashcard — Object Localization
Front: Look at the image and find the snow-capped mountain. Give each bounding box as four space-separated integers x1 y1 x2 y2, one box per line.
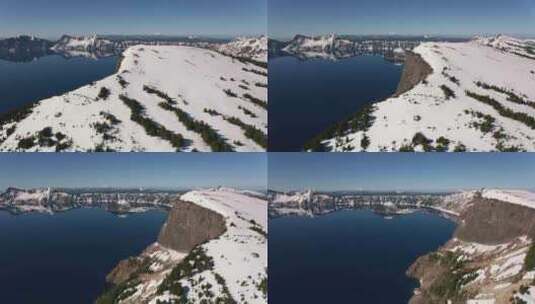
277 34 419 60
312 34 535 152
99 188 267 304
481 189 535 210
474 34 535 59
51 35 126 52
0 44 267 152
218 36 267 62
283 34 339 53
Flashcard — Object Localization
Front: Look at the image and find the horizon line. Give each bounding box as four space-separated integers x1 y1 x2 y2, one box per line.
269 32 535 41
268 187 535 193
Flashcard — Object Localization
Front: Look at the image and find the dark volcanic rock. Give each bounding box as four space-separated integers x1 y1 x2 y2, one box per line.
158 200 226 252
0 36 53 62
455 197 535 244
395 51 433 96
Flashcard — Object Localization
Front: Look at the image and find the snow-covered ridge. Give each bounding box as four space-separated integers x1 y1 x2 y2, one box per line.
0 44 267 152
178 188 267 303
268 189 464 218
218 36 267 63
482 189 535 210
474 34 535 59
317 34 535 152
51 34 125 52
269 189 535 217
283 34 339 53
112 188 267 304
269 189 315 204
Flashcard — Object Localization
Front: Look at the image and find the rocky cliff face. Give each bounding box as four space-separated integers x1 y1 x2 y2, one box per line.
157 200 226 252
98 188 267 304
455 197 535 244
408 196 535 304
394 51 433 96
100 199 227 301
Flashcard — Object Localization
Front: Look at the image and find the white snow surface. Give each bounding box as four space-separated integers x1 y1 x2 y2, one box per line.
114 188 267 304
218 36 267 62
515 287 535 304
283 34 338 53
322 35 535 152
179 188 267 303
0 45 267 152
51 34 122 52
482 189 535 210
269 190 315 205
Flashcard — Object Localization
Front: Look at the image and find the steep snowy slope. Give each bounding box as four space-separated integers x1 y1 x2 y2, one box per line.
100 188 267 304
315 35 535 152
0 45 267 151
409 190 535 304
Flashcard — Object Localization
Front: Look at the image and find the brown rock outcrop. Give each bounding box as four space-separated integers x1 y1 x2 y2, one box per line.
103 199 226 290
455 197 535 244
407 197 535 304
394 51 433 96
157 200 226 252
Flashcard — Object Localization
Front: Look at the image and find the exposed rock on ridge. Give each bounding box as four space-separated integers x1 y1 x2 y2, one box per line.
394 51 433 96
157 200 226 252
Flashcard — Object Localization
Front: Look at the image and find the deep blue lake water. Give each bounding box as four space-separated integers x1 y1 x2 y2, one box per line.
0 54 118 114
269 209 456 304
268 55 403 151
0 208 167 304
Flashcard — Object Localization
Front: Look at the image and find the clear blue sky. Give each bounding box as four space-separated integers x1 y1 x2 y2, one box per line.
269 0 535 40
0 0 266 40
269 153 535 192
0 153 266 191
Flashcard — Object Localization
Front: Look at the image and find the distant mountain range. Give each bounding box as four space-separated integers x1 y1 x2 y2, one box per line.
0 187 179 214
268 34 467 60
268 189 454 217
307 34 535 152
0 34 268 62
0 35 54 61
